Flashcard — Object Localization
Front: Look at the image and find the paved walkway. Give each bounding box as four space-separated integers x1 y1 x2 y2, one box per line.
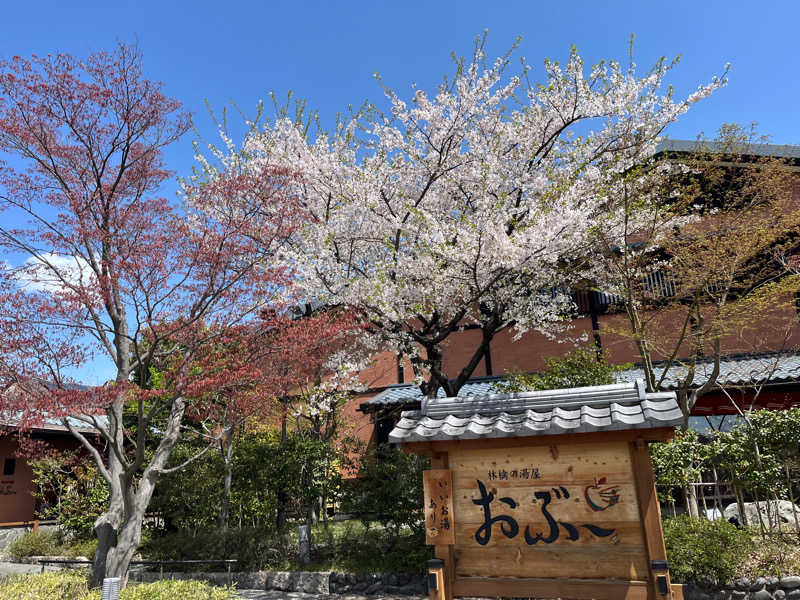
0 561 62 577
235 592 424 600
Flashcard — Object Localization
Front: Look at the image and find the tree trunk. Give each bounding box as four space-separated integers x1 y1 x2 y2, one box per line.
753 489 767 535
735 485 748 527
275 406 288 535
90 508 122 588
103 513 147 587
784 464 800 534
684 483 700 518
218 424 235 530
700 483 709 518
90 395 189 587
711 468 724 519
91 490 151 587
90 400 126 588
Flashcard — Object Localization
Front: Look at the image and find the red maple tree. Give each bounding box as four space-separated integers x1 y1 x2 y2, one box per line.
169 307 363 529
0 44 308 585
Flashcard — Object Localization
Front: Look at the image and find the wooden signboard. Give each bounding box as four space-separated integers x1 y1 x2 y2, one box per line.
416 430 677 600
423 469 455 545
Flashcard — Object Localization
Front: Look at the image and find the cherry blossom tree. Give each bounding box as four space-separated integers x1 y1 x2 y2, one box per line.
0 44 303 585
201 36 727 398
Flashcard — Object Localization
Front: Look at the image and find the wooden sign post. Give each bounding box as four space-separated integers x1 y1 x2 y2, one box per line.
391 382 684 600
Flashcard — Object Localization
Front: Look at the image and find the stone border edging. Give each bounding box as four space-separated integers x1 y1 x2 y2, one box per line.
683 576 800 600
132 570 426 595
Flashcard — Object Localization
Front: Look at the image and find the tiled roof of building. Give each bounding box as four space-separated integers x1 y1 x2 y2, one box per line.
364 352 800 410
388 381 682 444
655 139 800 160
0 413 105 434
619 353 800 389
1 381 106 433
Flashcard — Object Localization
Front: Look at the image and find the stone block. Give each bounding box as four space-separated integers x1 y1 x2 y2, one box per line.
364 581 384 594
263 570 330 594
234 571 266 589
752 578 769 591
782 577 800 590
737 580 753 592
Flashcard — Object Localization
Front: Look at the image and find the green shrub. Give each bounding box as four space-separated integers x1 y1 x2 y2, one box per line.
141 527 283 571
495 348 629 393
340 445 428 544
150 429 342 534
307 520 432 573
663 516 754 583
64 537 97 559
0 572 234 600
6 530 63 559
30 450 109 540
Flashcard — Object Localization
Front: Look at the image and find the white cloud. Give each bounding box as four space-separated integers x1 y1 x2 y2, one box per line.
13 253 95 294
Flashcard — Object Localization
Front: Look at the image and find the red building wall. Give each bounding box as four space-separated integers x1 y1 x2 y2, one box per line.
0 432 86 524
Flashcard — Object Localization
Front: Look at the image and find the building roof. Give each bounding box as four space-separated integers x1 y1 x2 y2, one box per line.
388 381 682 444
0 414 104 435
361 376 506 410
363 352 800 411
0 381 106 434
655 139 800 161
619 352 800 390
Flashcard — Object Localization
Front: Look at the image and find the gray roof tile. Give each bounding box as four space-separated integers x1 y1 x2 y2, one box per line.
388 381 682 444
365 353 800 409
655 139 800 160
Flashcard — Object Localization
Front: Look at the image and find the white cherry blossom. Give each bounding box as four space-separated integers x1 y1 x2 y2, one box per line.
199 43 727 397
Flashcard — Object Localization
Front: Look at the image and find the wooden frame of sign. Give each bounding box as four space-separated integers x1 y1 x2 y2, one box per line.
404 427 684 600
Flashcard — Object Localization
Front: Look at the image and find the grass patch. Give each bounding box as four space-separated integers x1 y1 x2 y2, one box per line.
0 572 235 600
740 534 800 579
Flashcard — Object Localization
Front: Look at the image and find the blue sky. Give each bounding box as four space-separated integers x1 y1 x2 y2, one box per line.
2 0 799 383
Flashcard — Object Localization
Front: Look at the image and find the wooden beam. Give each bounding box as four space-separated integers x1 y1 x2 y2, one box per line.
435 546 456 600
631 438 673 599
428 451 454 600
428 560 445 600
452 576 649 600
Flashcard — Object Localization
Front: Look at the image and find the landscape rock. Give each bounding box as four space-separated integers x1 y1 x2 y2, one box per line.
364 582 384 594
782 577 800 590
725 502 800 529
752 578 769 591
264 571 330 594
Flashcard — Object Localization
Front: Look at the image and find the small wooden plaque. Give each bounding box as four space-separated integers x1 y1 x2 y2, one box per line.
424 468 455 545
